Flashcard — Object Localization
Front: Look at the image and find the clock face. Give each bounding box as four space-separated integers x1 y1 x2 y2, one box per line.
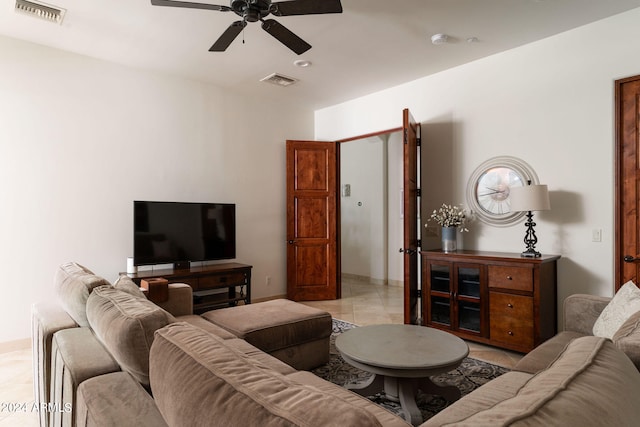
466 156 538 226
475 167 525 215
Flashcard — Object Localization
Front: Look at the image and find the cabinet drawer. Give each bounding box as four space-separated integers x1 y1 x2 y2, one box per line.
490 292 534 349
199 273 246 289
488 265 532 292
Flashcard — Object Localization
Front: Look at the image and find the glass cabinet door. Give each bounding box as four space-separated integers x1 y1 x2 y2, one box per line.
455 266 482 334
428 264 452 327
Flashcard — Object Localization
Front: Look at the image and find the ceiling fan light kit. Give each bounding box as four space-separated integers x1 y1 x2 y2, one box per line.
150 0 343 54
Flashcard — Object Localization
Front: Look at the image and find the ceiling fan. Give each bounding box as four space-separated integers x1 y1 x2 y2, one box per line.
150 0 343 55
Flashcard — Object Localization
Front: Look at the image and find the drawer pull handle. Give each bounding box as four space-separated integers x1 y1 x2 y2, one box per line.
506 275 513 280
507 303 513 308
508 331 514 336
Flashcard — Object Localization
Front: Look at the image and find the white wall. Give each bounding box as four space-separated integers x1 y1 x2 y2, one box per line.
315 8 640 323
340 132 404 285
0 35 313 343
340 137 386 281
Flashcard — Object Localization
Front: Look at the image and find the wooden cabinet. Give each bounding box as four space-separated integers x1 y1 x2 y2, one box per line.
126 263 252 314
422 250 560 353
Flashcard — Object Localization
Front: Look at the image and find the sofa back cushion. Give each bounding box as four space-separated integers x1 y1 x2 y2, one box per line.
86 286 175 387
55 262 111 327
431 336 640 426
150 322 383 427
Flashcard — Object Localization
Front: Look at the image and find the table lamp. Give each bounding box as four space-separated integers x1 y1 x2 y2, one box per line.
509 182 550 257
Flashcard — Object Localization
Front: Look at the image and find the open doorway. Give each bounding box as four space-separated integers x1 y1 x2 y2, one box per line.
339 131 404 289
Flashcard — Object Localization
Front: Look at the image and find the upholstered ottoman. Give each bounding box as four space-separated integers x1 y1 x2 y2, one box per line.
201 299 332 370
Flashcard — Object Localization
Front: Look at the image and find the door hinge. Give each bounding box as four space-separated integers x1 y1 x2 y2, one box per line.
417 239 422 248
412 289 422 299
416 188 421 197
417 137 421 147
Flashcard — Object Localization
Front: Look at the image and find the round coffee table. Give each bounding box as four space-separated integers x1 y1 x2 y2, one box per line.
335 324 469 425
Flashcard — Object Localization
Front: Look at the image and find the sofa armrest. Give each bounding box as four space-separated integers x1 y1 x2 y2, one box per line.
50 328 121 427
76 372 168 427
31 302 78 427
154 283 192 317
563 294 610 334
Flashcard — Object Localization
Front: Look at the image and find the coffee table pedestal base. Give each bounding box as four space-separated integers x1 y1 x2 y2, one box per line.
345 374 461 426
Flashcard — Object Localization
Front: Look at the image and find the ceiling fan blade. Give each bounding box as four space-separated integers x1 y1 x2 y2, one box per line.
270 0 342 16
261 19 311 55
150 0 231 12
209 21 247 52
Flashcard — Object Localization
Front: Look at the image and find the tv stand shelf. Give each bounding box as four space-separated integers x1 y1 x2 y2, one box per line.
126 263 252 314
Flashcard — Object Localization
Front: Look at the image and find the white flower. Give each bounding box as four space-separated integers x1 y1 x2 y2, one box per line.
426 203 470 232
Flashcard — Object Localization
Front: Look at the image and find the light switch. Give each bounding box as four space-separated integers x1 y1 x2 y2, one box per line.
592 229 602 242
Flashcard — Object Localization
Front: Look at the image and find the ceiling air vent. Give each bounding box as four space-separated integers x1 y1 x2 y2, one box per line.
15 0 66 24
260 73 298 87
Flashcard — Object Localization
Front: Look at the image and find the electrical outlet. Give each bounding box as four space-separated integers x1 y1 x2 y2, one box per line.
265 276 272 286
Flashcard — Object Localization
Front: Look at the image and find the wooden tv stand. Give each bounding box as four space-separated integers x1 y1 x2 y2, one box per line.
126 263 252 314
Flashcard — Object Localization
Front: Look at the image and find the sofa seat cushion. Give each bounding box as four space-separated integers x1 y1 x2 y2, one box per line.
426 336 640 426
423 371 533 426
86 286 175 387
176 314 237 339
55 262 110 327
513 330 584 374
77 372 169 427
150 322 383 427
201 299 332 351
287 371 411 427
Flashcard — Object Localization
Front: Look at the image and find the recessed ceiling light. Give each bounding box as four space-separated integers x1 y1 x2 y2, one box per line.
293 60 312 68
431 34 449 45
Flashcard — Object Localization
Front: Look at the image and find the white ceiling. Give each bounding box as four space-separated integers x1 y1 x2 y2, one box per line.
3 0 640 109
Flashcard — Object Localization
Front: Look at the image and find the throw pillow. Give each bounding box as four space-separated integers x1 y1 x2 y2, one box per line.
113 275 146 300
593 280 640 339
54 261 111 327
86 286 176 387
612 310 640 370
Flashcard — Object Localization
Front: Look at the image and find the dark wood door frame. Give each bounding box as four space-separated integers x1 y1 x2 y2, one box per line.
615 74 640 291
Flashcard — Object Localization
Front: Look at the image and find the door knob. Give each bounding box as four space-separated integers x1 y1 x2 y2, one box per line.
624 255 640 263
288 240 295 244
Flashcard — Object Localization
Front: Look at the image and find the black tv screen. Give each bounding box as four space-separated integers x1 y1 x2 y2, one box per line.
134 201 236 267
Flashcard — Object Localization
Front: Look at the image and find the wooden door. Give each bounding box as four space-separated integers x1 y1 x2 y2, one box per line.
615 76 640 290
403 108 421 324
286 140 340 300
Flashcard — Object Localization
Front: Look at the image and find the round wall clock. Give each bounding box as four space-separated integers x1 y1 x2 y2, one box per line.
466 156 539 226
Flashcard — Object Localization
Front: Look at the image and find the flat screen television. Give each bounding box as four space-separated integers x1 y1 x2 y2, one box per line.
134 201 236 268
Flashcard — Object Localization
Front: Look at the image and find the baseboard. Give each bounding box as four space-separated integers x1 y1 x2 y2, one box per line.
341 273 403 287
252 294 287 303
0 338 30 354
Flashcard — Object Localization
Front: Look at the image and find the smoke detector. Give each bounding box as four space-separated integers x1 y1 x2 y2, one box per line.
431 33 449 45
15 0 65 24
260 73 298 87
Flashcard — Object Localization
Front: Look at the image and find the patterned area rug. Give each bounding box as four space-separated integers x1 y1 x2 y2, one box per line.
312 319 509 422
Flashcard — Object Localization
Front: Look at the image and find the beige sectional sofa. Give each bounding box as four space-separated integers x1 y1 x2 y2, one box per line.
33 263 640 427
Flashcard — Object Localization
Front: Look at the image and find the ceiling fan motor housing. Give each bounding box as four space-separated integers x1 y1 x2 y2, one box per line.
231 0 271 22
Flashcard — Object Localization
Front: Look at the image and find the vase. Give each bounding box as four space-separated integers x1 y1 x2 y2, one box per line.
441 226 457 253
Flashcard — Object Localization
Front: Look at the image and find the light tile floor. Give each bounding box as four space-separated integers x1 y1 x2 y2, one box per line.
301 277 523 369
0 346 38 426
0 278 522 427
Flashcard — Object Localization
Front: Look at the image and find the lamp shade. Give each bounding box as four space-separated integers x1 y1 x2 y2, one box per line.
510 184 550 212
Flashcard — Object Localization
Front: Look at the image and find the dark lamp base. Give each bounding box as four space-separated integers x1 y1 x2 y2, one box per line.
521 249 542 258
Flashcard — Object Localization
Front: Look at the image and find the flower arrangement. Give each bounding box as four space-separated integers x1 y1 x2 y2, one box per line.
427 203 470 232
